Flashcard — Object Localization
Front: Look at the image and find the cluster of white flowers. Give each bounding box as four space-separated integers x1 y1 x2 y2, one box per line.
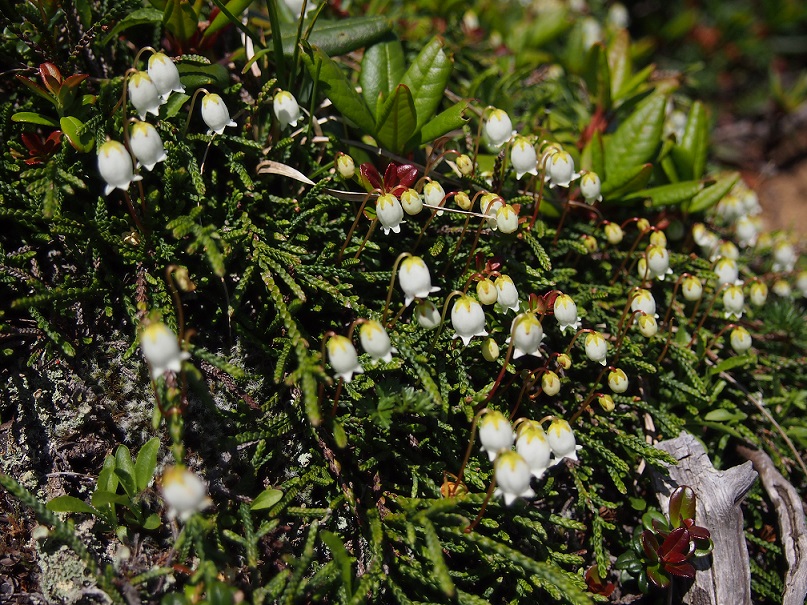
477 412 581 505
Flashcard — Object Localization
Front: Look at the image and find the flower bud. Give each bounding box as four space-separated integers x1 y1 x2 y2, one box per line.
714 257 739 286
399 256 440 306
128 71 163 120
598 394 615 412
359 320 396 363
797 271 807 298
201 93 237 135
584 331 607 366
273 90 301 129
581 234 598 253
423 181 446 209
148 52 185 100
556 353 572 370
476 278 498 305
636 218 651 232
510 137 538 179
494 451 536 505
580 171 602 203
749 281 768 306
604 222 623 245
773 279 792 297
456 154 474 176
336 153 355 179
637 314 658 337
607 368 629 393
454 191 472 211
400 188 423 215
478 410 514 462
327 335 363 382
649 230 667 248
129 121 166 171
496 204 519 234
681 275 703 301
541 370 561 396
484 108 513 148
717 240 739 260
481 337 500 362
376 193 404 235
98 140 141 196
729 326 752 354
630 289 656 317
451 296 488 346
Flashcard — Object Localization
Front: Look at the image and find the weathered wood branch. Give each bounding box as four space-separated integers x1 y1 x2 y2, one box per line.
651 432 757 605
737 444 807 605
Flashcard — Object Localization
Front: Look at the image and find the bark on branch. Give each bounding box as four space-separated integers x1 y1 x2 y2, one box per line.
651 432 757 605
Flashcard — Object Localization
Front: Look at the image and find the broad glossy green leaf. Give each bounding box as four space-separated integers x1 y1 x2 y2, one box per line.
134 436 160 493
674 101 708 180
12 112 59 127
115 445 138 498
583 43 611 110
375 84 417 153
608 29 631 102
301 43 375 137
280 17 391 57
101 8 163 45
204 0 253 38
91 490 132 507
47 495 99 515
97 454 118 493
251 488 283 510
360 35 405 119
60 116 94 153
177 61 230 90
408 100 468 149
703 408 747 423
163 0 199 45
604 92 666 185
143 513 161 530
617 63 655 103
688 172 738 213
400 37 452 132
625 180 703 207
164 93 190 119
581 130 605 178
602 163 653 199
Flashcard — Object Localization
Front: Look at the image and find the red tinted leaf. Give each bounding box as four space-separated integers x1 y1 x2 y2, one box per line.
663 551 688 564
62 74 88 89
360 162 383 191
641 530 660 562
665 561 696 579
659 527 690 558
39 62 63 95
584 565 616 597
543 290 560 312
646 564 671 588
21 132 45 154
688 524 711 541
383 162 398 189
397 164 419 189
669 486 696 527
44 130 63 149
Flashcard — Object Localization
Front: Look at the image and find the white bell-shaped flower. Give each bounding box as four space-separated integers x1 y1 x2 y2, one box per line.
749 281 768 306
376 193 404 235
797 271 807 297
494 451 536 506
400 188 423 215
478 410 514 462
496 204 519 234
692 223 719 256
608 368 629 393
723 284 745 319
273 90 301 129
423 181 446 209
128 71 163 120
646 245 671 280
398 256 440 306
327 335 363 382
580 171 602 203
714 257 739 286
359 320 396 363
148 52 185 100
545 150 580 188
772 241 797 272
484 108 513 148
730 326 752 353
553 294 580 334
681 275 703 301
584 331 608 366
494 275 520 312
547 418 581 464
140 321 191 379
201 93 237 135
630 289 657 318
129 121 166 171
773 279 792 297
637 314 658 337
476 278 498 305
510 313 544 359
735 215 759 247
604 222 623 245
516 425 551 479
479 193 504 229
161 466 211 522
451 296 487 346
716 241 738 260
510 137 538 179
414 300 442 329
98 140 141 196
541 370 561 396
